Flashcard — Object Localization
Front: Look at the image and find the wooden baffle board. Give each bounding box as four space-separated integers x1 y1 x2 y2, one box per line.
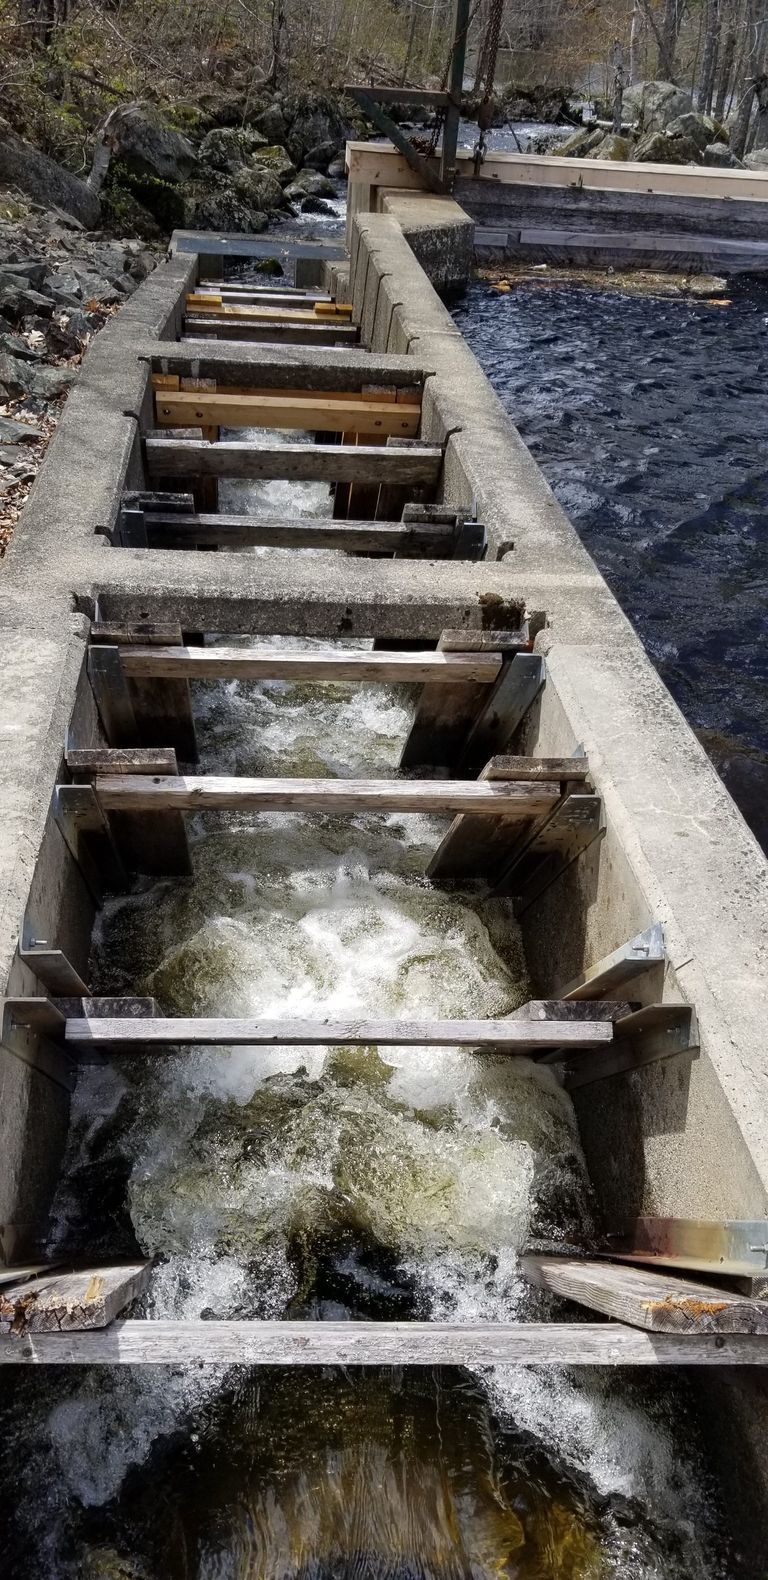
152 372 423 439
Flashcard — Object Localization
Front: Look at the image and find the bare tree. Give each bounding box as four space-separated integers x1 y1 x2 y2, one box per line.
698 0 721 107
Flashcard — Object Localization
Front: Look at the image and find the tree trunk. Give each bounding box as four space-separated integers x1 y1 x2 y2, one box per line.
731 0 762 157
753 71 768 145
628 1 641 83
401 0 419 85
658 0 682 79
698 0 720 109
612 40 625 131
714 25 737 118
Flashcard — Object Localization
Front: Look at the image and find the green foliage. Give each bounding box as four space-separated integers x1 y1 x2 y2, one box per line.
106 160 186 228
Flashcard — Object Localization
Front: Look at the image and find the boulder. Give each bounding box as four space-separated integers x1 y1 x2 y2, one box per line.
556 126 605 158
665 111 718 151
635 129 701 164
586 132 633 160
284 169 336 198
28 364 78 399
0 277 55 322
0 415 43 443
283 96 346 165
303 140 341 172
0 332 42 361
299 195 335 215
743 147 768 170
232 167 285 212
198 126 268 173
0 117 100 228
98 103 197 183
251 145 297 184
703 142 745 168
254 103 290 144
623 80 693 134
0 352 34 398
185 190 268 233
327 156 347 179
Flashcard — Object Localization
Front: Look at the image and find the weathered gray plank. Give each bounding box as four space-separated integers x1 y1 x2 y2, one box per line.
52 785 127 903
67 747 179 776
400 631 517 770
0 1264 151 1334
427 756 551 884
145 513 452 554
183 319 360 345
523 1255 768 1334
3 1319 768 1365
91 775 559 816
460 653 546 774
63 1015 614 1050
144 438 443 485
118 647 501 684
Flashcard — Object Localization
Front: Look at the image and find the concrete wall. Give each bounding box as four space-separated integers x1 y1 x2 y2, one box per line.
350 196 768 1226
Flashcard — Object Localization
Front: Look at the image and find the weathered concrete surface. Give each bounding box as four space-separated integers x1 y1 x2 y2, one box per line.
351 206 768 1226
380 192 474 294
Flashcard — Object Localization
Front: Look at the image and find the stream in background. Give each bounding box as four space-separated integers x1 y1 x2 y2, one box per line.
453 276 768 850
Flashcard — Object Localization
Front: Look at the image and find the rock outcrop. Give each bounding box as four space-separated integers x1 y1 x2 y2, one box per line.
0 118 101 229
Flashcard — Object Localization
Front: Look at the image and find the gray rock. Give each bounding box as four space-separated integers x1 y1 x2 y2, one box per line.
199 126 268 173
0 415 43 443
303 140 340 171
586 132 633 161
0 332 43 361
743 147 768 169
251 145 297 184
666 111 718 151
556 126 605 158
327 157 346 179
0 280 54 321
185 189 268 233
286 169 336 197
45 316 90 356
299 195 335 215
233 167 285 212
98 102 197 183
635 129 701 164
0 116 101 227
0 353 34 398
28 364 78 398
48 271 83 299
623 80 693 134
703 142 745 168
0 259 47 289
284 98 346 165
254 104 289 144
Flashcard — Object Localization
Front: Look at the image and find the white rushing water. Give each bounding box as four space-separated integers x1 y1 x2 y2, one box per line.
1 452 720 1579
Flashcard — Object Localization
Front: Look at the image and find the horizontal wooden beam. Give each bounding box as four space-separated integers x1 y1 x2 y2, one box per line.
4 1319 768 1365
345 83 450 106
345 139 768 202
154 391 421 437
143 513 453 553
185 297 353 325
522 1255 768 1334
145 438 443 484
183 319 360 344
91 774 559 816
63 1014 612 1050
116 647 502 684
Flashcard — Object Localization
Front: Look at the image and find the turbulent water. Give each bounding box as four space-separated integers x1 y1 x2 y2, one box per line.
453 276 768 851
0 640 728 1579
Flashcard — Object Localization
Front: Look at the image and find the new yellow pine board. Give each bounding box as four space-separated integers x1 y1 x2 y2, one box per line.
154 391 421 436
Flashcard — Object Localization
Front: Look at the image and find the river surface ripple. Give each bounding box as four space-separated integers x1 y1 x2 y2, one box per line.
453 277 768 850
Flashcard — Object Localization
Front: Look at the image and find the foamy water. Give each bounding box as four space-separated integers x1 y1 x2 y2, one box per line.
1 645 721 1578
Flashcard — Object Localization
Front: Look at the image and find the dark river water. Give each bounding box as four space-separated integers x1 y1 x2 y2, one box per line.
453 277 768 850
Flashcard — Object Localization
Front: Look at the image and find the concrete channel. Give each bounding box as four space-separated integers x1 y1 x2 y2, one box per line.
1 178 768 1559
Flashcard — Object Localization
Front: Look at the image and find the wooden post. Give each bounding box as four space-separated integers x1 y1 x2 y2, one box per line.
427 755 562 886
89 624 198 763
459 652 544 775
53 785 127 904
67 747 192 879
400 629 520 770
